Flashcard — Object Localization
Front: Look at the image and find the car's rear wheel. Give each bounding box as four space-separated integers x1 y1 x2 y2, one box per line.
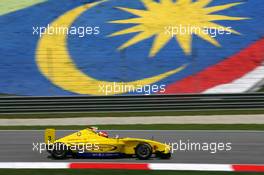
135 143 152 160
51 143 68 159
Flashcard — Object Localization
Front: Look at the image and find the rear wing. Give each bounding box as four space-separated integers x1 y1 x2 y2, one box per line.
45 128 56 144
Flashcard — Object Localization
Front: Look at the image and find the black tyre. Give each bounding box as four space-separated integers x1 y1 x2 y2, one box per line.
51 143 68 159
159 153 171 159
46 143 54 154
71 152 79 159
135 143 152 160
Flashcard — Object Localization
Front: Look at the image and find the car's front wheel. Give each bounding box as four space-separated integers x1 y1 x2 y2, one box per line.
135 143 152 160
158 152 171 159
51 143 68 159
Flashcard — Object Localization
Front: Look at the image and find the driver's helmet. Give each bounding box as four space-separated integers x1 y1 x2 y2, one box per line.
98 131 108 138
89 126 98 132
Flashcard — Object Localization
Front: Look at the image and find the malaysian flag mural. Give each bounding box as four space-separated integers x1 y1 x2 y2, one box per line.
0 0 263 96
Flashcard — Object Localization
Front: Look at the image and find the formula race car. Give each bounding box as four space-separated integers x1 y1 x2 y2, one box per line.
44 127 171 160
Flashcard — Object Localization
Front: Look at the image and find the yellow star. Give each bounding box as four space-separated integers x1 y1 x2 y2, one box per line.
108 0 248 57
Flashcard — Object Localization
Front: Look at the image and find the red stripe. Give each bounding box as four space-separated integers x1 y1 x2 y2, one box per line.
69 162 150 170
232 165 264 172
162 38 264 94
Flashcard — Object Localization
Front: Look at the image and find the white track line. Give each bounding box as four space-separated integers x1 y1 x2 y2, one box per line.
149 163 232 171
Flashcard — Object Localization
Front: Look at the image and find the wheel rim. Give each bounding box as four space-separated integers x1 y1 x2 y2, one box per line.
53 143 67 157
138 145 150 157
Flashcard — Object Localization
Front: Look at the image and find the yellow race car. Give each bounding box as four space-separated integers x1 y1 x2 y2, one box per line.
44 127 171 160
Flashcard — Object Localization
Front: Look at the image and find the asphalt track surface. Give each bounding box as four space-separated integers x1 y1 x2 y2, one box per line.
0 130 263 163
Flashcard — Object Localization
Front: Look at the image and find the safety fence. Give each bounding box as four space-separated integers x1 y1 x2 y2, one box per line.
1 93 264 114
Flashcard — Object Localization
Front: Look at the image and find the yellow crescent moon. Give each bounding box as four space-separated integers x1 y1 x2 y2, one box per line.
36 1 186 95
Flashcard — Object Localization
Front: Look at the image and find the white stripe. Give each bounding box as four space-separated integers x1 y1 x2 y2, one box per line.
0 162 69 169
148 163 233 171
204 65 264 93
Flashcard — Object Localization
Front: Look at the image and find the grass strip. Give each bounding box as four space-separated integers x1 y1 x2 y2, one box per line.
258 87 264 92
0 0 46 16
0 170 261 175
1 110 264 119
